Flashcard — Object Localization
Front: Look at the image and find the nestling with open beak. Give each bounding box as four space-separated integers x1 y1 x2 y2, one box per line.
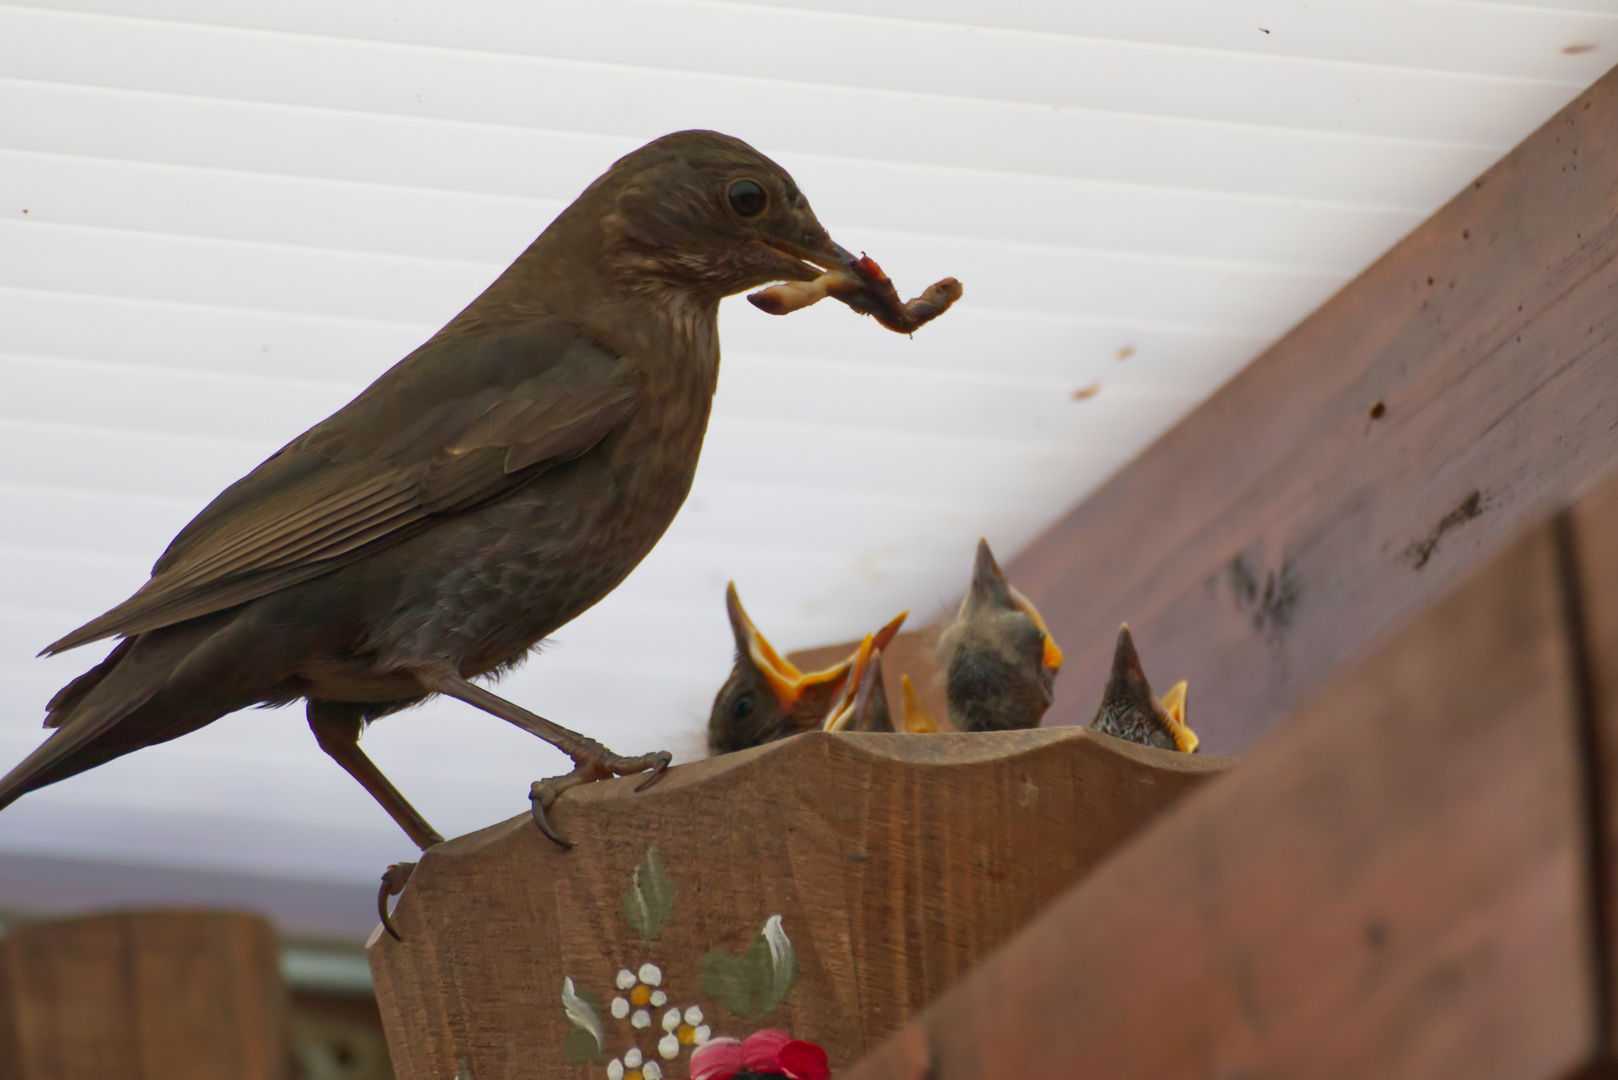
934 539 1064 732
821 633 895 734
708 583 905 753
1 131 960 932
1090 625 1198 753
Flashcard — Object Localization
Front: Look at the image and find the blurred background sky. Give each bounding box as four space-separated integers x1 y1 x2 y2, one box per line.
0 0 1613 933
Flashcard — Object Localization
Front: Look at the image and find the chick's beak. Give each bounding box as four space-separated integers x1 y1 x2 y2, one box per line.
823 633 877 732
1007 583 1063 673
901 674 945 734
725 583 843 710
1159 680 1199 754
962 538 1014 616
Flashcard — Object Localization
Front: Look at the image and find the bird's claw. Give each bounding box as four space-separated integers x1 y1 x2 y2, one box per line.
527 748 673 848
634 750 673 792
377 861 416 942
529 782 575 849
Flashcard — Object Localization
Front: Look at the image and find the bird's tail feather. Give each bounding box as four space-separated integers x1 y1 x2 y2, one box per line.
43 638 135 727
0 615 262 813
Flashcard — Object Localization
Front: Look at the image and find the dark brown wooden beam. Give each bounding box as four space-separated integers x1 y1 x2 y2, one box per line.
1011 64 1618 753
845 506 1605 1080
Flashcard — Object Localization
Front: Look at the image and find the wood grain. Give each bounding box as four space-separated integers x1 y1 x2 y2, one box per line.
0 909 290 1080
368 728 1230 1080
1010 64 1618 753
1568 466 1618 1051
844 520 1598 1080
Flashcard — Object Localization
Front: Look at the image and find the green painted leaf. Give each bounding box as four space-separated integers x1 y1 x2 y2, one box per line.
702 914 798 1019
701 947 758 1017
456 1058 473 1080
753 914 798 1015
563 1030 604 1066
622 846 676 945
560 976 605 1061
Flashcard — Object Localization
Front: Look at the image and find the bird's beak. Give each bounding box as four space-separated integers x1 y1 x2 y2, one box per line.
1158 680 1199 753
871 609 909 653
725 583 845 711
756 234 860 282
823 633 876 732
1110 623 1148 689
961 538 1012 615
1008 583 1063 673
900 674 945 734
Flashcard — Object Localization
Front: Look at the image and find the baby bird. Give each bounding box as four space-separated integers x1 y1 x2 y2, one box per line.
1090 624 1198 752
707 583 904 753
935 539 1064 732
821 633 895 733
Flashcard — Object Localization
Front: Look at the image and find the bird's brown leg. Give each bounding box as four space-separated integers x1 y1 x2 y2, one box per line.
308 701 446 850
412 666 672 847
309 702 444 942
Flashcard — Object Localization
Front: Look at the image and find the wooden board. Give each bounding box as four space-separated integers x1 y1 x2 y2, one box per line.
843 520 1599 1079
0 909 290 1080
1009 63 1618 754
367 728 1230 1079
1568 467 1618 1051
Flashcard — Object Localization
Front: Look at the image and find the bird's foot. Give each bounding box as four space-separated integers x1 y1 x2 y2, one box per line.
377 861 417 942
529 748 674 848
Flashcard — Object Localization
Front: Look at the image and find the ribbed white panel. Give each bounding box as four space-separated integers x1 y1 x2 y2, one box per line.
0 0 1611 885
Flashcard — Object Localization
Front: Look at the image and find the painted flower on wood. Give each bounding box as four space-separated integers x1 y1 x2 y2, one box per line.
559 846 802 1077
688 1030 830 1080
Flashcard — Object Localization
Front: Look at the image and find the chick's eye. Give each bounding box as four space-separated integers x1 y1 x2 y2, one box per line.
727 179 768 218
733 693 756 719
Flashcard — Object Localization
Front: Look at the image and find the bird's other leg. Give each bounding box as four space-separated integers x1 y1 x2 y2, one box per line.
307 700 443 942
412 666 671 848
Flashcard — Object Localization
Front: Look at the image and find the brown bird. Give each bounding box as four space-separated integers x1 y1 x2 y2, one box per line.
707 583 905 753
1 132 960 874
1090 624 1197 752
935 539 1064 732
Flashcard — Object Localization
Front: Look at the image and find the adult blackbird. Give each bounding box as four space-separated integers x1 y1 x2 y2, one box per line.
935 539 1064 732
1090 624 1197 752
0 130 955 854
707 582 904 753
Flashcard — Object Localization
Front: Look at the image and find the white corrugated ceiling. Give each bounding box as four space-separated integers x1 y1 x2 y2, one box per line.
1 0 1612 885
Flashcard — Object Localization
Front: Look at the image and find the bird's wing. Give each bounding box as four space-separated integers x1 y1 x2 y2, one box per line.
45 321 634 654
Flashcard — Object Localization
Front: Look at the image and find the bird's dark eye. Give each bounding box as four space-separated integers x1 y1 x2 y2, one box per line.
733 693 756 719
727 179 768 218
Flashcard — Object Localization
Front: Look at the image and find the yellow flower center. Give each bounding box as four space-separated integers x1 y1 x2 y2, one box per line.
627 1070 643 1080
677 1024 697 1045
630 985 651 1007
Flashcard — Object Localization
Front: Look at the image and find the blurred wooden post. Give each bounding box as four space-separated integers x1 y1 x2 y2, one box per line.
368 728 1230 1079
0 909 290 1080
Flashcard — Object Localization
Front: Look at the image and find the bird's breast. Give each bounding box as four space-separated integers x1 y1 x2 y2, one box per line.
364 348 719 676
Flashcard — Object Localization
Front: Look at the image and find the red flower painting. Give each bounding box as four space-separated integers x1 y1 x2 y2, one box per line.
687 1030 830 1080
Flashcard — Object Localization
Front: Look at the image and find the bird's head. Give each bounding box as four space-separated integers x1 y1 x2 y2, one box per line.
936 539 1064 731
707 583 907 754
597 130 856 301
955 538 1064 696
1093 624 1198 753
